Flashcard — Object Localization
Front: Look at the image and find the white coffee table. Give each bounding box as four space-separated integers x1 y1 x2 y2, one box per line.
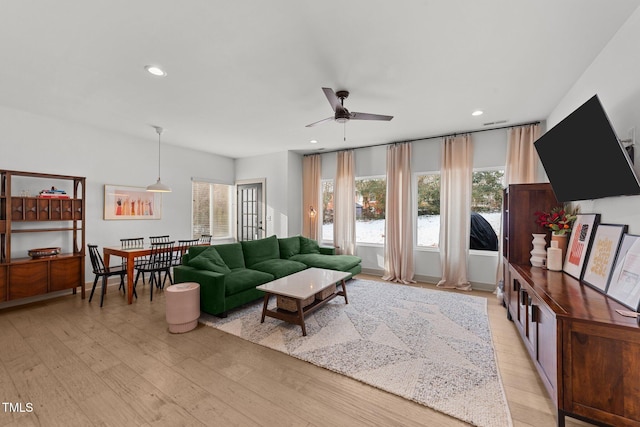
256 267 351 336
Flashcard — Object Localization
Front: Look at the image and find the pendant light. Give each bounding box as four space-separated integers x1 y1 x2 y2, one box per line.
146 126 172 192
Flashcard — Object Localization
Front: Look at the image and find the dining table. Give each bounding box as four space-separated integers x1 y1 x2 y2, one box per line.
103 242 206 304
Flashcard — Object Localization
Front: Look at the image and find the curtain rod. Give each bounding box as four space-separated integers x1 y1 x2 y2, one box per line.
304 120 541 156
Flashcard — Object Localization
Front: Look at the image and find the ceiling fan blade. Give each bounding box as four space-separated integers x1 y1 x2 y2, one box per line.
350 112 394 121
322 87 342 112
305 116 334 127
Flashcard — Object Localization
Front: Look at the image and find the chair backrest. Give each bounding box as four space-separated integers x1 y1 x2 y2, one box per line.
174 239 200 264
87 244 106 273
198 234 212 244
149 235 171 244
148 241 175 269
121 237 144 249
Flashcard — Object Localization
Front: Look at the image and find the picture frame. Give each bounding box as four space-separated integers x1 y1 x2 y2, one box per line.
563 213 600 280
104 185 162 220
582 223 628 293
606 234 640 311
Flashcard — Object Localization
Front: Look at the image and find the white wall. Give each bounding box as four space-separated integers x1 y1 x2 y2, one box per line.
0 105 235 280
319 129 508 290
235 151 303 238
547 7 640 234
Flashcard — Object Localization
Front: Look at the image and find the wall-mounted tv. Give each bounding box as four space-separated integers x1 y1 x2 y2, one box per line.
534 94 640 202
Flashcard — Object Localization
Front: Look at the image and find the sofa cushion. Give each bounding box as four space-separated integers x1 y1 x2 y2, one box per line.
212 242 246 270
299 236 321 254
250 259 307 279
290 253 361 272
224 268 274 296
187 246 231 274
241 235 280 267
278 236 301 259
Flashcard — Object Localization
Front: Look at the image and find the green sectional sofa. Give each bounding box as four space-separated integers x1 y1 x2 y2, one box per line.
174 235 361 316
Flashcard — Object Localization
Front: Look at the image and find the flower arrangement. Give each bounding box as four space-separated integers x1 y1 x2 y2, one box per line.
534 206 577 236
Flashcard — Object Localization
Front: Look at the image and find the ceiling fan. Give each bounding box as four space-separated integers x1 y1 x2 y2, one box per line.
305 87 393 127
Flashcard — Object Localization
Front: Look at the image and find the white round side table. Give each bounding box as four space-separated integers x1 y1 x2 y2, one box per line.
165 282 200 333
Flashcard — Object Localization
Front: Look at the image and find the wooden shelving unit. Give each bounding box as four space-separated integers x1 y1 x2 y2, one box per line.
0 170 85 303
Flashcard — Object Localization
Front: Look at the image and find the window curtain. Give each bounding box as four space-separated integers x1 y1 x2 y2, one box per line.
505 124 541 184
496 123 542 287
382 143 415 284
302 154 321 240
438 135 473 291
334 150 355 255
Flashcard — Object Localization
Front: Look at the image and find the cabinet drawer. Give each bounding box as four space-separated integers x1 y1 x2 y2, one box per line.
61 200 73 220
73 200 83 219
8 262 48 299
11 198 23 220
50 199 62 220
38 198 50 219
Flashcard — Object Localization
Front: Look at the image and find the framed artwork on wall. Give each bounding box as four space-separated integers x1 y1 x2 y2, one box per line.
563 213 600 280
104 185 162 220
582 224 628 293
606 234 640 311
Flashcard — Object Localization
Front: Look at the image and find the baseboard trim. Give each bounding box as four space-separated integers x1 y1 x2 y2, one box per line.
359 268 496 293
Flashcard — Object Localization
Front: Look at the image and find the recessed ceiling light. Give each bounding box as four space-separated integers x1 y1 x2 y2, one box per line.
472 110 484 116
310 139 318 144
145 65 167 77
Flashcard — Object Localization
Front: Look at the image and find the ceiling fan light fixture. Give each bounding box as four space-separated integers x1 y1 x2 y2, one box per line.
335 117 348 124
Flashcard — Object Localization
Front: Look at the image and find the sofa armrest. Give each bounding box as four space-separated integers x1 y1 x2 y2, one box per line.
174 265 227 315
319 246 336 255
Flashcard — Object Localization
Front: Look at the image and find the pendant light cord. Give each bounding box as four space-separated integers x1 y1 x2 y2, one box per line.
155 126 163 181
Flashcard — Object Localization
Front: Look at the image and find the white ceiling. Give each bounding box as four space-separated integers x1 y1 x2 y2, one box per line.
1 1 639 159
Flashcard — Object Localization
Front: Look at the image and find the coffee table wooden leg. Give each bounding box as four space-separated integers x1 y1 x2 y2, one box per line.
341 279 349 304
296 299 307 336
261 293 270 323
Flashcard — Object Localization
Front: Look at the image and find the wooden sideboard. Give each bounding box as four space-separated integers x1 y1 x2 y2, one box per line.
0 170 85 303
506 264 640 427
502 183 640 426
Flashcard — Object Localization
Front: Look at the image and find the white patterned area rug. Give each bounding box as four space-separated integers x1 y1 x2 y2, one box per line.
199 279 512 427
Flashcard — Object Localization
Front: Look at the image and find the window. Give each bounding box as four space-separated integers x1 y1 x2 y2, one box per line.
416 170 504 250
192 181 233 240
355 177 386 245
470 169 504 251
416 173 441 248
321 179 334 242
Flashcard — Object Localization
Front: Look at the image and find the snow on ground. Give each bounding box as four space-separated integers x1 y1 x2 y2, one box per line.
322 212 501 246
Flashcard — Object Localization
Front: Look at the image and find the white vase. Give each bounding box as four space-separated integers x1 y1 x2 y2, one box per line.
530 233 547 267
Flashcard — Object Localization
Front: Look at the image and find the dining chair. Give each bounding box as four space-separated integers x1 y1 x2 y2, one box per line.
120 237 144 249
88 244 135 307
120 237 149 286
173 239 200 267
149 235 170 244
198 234 212 244
134 241 174 301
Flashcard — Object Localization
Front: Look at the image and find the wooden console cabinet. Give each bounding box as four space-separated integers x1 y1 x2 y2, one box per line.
0 170 85 303
508 264 640 427
503 183 640 426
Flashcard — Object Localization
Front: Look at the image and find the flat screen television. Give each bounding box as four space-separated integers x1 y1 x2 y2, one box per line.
534 94 640 202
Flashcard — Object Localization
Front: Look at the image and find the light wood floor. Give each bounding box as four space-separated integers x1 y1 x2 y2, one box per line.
0 275 593 427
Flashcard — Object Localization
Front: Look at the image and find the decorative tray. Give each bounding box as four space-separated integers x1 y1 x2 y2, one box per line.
28 247 61 258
